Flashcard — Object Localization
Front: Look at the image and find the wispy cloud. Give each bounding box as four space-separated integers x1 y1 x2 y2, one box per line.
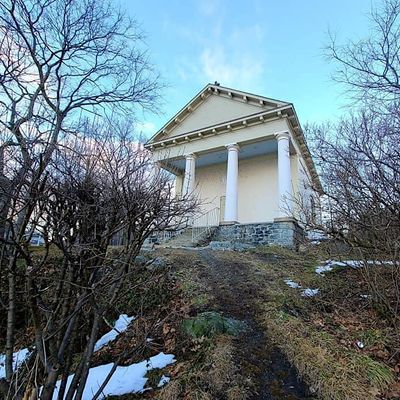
168 2 267 91
135 121 156 136
200 45 263 89
197 0 222 17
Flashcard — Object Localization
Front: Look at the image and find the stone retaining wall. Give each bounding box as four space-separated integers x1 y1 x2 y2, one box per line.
211 220 304 248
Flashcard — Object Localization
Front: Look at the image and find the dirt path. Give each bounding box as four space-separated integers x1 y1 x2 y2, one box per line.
197 249 313 400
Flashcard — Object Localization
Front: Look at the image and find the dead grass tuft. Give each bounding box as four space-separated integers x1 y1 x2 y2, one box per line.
207 336 236 391
157 380 182 400
156 335 250 399
226 385 249 400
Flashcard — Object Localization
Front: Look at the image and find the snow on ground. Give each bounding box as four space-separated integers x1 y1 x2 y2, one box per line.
94 314 135 352
158 375 171 387
356 340 365 349
307 230 328 241
0 314 134 379
315 264 334 275
283 279 319 298
52 352 176 400
284 279 302 289
301 288 320 297
0 348 30 378
315 259 395 276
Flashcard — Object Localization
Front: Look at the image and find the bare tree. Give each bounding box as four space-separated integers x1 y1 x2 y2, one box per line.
1 121 198 399
0 0 167 397
304 25 400 322
292 0 400 326
304 111 400 325
327 0 400 106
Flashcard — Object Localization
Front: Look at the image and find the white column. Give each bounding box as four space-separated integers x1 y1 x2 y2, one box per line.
183 153 197 196
276 132 292 218
224 143 240 222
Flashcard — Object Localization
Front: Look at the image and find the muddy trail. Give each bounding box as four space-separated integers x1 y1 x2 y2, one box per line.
197 249 314 400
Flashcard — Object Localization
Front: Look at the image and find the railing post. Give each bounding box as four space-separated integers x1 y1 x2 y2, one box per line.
191 207 220 243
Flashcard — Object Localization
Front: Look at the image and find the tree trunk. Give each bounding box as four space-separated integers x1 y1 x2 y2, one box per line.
5 256 16 381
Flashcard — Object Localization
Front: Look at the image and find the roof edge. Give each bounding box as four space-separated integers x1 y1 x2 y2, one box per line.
147 83 291 144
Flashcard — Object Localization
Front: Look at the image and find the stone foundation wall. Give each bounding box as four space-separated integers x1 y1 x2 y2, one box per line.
211 220 304 248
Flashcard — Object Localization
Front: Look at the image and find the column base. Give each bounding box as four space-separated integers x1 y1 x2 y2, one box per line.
220 220 239 226
274 217 297 223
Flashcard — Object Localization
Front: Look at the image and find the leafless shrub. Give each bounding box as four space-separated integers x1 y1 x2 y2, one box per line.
1 121 198 399
304 112 400 324
296 0 400 326
0 0 195 398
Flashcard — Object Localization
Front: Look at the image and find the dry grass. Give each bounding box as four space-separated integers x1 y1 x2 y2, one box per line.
157 380 183 400
157 335 249 400
261 311 393 400
152 249 250 399
142 246 399 399
160 249 214 310
252 244 398 400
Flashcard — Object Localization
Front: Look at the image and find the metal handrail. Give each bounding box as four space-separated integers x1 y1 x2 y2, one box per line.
191 207 220 243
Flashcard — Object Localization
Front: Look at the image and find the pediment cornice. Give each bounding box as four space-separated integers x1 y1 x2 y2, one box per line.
147 83 290 143
145 105 294 149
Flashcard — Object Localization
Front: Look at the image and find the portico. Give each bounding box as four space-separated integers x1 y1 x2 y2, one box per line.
177 134 293 225
145 83 321 246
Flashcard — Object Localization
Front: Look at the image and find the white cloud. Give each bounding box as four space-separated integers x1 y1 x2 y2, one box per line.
197 0 221 16
199 45 264 90
135 121 156 135
167 5 267 92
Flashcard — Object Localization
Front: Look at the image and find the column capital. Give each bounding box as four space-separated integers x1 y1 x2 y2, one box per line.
225 143 240 151
275 131 290 141
185 152 197 160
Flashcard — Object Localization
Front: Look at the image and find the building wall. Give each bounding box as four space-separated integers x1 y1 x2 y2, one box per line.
193 153 285 224
194 162 226 222
211 220 304 249
165 94 268 138
237 154 279 223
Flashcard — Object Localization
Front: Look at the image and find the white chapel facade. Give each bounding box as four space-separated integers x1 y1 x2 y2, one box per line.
145 84 320 241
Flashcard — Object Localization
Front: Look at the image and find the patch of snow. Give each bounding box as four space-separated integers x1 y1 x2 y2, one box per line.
157 375 171 387
315 264 334 275
301 288 320 297
315 259 395 276
356 341 365 349
284 279 302 289
94 314 135 352
52 352 175 400
332 261 348 267
342 260 364 268
0 348 30 378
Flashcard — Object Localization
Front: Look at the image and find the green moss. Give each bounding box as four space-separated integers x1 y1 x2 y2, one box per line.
182 311 247 338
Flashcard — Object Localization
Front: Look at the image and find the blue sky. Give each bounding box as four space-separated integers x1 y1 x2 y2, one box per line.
121 0 374 137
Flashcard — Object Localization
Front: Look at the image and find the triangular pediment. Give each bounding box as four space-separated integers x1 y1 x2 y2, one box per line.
148 84 289 143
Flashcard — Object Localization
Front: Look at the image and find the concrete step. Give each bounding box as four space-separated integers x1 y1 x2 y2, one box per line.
162 228 195 248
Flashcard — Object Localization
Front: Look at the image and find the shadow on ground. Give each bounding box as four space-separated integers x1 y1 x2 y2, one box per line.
197 249 314 400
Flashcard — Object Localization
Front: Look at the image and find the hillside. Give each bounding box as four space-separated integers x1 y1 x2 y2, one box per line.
2 244 400 399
